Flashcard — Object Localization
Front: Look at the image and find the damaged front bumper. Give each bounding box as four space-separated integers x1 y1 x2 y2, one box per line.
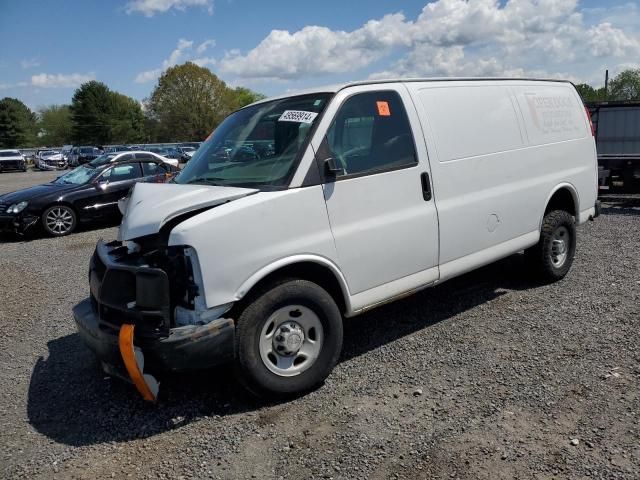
0 212 39 234
73 239 235 399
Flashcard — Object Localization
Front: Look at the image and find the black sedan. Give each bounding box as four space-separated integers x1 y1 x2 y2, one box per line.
0 154 178 236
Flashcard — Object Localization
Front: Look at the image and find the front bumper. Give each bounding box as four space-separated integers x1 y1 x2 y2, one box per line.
0 160 26 171
0 212 39 234
73 240 235 373
73 298 235 373
38 161 67 170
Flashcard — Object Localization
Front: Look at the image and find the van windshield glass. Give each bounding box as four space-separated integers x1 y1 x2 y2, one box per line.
175 93 331 189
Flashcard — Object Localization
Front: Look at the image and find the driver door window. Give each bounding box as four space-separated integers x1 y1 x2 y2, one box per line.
322 91 417 178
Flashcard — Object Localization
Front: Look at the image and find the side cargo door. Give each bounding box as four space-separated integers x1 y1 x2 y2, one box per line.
314 85 439 307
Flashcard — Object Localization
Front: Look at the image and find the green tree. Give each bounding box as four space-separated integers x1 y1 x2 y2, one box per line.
230 87 266 109
574 83 606 102
109 92 146 144
38 105 73 146
70 81 146 144
147 62 233 141
0 97 37 148
608 68 640 101
70 81 113 144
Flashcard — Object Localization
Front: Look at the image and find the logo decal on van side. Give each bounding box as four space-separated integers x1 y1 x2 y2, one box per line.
525 93 579 135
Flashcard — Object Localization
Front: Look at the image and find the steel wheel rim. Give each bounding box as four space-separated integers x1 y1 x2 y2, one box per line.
259 305 323 377
550 225 570 267
46 207 73 234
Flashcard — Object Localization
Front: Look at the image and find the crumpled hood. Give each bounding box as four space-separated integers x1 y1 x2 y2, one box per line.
118 182 258 241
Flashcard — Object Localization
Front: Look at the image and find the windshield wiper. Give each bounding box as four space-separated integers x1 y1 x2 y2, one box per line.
184 177 226 186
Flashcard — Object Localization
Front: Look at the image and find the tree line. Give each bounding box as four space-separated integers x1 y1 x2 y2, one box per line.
3 66 639 149
0 62 265 148
574 69 640 103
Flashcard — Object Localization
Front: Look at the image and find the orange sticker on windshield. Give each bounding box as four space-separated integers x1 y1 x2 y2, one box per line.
376 101 391 116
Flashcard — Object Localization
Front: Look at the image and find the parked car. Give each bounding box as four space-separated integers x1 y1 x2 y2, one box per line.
0 153 179 237
60 145 74 163
37 150 67 170
162 146 183 161
104 145 132 153
73 78 599 401
69 146 102 167
177 146 197 163
179 142 201 150
0 149 27 172
19 149 37 162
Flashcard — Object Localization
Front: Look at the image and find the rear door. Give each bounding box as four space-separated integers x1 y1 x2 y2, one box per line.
315 85 439 300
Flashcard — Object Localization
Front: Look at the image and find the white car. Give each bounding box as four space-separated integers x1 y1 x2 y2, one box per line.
89 150 179 168
74 78 599 400
0 149 27 172
37 150 66 170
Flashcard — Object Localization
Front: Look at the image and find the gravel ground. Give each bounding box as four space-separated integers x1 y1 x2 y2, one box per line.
0 170 638 479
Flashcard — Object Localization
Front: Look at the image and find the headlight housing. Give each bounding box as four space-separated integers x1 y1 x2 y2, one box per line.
7 201 28 214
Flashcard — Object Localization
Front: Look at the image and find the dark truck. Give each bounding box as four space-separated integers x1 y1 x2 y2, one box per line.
587 101 640 192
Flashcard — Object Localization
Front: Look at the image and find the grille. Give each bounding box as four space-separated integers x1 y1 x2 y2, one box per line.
0 204 7 214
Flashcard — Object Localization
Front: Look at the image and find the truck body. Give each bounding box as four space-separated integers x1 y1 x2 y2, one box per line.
587 101 640 192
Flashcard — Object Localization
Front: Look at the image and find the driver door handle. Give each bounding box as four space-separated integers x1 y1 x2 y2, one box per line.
420 172 432 201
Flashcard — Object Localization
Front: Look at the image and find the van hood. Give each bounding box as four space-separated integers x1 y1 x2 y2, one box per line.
118 182 258 241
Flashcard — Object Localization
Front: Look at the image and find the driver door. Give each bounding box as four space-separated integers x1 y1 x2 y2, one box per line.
89 163 143 218
318 86 440 300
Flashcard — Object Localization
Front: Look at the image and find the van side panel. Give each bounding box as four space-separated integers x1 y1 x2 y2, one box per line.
512 83 598 222
407 80 596 274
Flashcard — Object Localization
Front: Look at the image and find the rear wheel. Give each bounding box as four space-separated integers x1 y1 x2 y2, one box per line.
526 209 576 282
42 205 77 236
235 279 343 398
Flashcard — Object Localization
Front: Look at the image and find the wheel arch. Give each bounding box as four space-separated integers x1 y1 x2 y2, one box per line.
234 256 352 316
540 183 579 229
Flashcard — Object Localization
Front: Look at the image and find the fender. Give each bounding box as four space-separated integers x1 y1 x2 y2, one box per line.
539 182 579 229
234 254 353 313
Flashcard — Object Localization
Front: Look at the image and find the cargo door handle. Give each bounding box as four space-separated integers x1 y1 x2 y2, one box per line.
420 172 432 201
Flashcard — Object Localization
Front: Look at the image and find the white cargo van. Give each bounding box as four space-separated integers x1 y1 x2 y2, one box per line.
74 78 599 400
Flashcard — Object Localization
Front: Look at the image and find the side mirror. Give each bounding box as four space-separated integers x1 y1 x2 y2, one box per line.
323 157 342 176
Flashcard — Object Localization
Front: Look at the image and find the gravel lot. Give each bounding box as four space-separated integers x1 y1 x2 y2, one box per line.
1 170 638 479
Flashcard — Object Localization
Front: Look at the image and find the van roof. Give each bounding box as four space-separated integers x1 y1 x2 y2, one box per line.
248 77 574 107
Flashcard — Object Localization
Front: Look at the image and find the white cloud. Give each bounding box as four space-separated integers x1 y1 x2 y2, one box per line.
135 38 194 83
196 39 216 54
0 81 29 90
217 0 640 86
219 13 412 79
134 38 218 83
20 58 40 69
125 0 213 17
30 72 95 88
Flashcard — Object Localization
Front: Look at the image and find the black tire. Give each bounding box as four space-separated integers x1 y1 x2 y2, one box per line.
526 209 576 282
235 279 343 398
41 205 77 236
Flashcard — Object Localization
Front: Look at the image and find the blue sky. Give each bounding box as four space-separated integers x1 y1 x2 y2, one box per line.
1 0 639 110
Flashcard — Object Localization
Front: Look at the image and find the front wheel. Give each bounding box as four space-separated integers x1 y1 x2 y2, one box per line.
526 209 576 282
42 205 77 236
235 279 343 398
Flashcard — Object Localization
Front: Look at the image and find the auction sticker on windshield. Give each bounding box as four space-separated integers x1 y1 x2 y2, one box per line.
278 110 318 124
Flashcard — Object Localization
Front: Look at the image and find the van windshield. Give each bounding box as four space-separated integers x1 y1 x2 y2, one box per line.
175 93 332 189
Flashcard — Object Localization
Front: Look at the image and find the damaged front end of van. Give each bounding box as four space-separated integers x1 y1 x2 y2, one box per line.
72 182 256 401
